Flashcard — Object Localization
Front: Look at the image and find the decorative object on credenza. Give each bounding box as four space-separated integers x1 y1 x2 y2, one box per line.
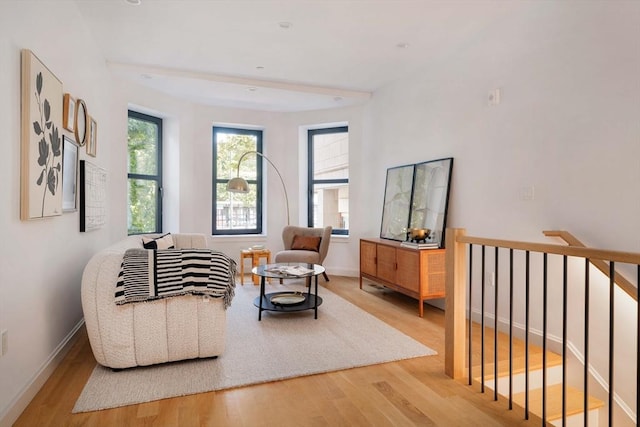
20 49 64 220
62 136 78 212
380 163 414 240
87 116 97 157
406 227 431 243
62 93 75 132
74 98 89 147
379 157 453 248
79 160 107 232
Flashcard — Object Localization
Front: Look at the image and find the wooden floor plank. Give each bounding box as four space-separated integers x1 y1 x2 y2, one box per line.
14 276 549 426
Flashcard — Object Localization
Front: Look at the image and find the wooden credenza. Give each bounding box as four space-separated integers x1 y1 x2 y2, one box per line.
360 238 446 317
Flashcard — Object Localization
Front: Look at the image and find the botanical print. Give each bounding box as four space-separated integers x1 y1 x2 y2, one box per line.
21 50 63 219
33 71 62 212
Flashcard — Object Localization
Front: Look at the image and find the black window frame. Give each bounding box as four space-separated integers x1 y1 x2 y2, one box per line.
212 126 263 235
307 126 349 236
127 110 163 235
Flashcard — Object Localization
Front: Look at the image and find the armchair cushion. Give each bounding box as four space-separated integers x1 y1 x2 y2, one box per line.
291 235 321 252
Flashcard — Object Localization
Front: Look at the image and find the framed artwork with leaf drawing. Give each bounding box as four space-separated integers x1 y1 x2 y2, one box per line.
20 49 64 220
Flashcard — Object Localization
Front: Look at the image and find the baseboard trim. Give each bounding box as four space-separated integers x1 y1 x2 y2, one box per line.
326 268 359 277
0 319 85 427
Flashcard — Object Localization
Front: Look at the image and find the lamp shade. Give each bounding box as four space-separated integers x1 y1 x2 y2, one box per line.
227 176 250 193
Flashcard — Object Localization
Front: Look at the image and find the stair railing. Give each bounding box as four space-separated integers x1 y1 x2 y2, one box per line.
445 228 640 426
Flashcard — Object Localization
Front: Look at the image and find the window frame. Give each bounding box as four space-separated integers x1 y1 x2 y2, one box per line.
127 110 163 235
212 126 263 235
307 126 349 236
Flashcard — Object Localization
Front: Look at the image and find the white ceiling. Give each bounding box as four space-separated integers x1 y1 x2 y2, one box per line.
76 0 528 112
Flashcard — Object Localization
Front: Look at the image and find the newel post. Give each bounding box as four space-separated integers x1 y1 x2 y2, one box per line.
445 228 467 379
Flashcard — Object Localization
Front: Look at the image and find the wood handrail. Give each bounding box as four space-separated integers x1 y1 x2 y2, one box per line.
456 235 640 265
543 230 637 301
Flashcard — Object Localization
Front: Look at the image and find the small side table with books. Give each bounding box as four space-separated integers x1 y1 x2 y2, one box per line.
240 248 271 285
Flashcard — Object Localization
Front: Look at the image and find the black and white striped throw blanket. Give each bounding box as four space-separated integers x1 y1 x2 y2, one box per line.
115 248 236 308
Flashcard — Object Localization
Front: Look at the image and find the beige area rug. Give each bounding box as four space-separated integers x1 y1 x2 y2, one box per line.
73 280 436 413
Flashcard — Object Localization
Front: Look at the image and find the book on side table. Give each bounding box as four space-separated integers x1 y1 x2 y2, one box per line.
400 241 440 249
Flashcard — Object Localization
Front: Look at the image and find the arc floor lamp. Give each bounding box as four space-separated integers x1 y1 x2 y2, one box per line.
227 151 290 226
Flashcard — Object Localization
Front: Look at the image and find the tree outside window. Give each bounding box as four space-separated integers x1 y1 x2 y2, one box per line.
212 127 263 235
127 111 162 235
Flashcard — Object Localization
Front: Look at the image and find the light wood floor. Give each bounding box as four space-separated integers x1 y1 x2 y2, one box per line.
14 276 544 426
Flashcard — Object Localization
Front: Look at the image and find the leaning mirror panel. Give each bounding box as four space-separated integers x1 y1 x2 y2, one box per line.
379 157 453 248
380 164 415 241
409 158 454 246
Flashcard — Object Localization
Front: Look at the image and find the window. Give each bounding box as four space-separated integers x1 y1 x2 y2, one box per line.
308 126 349 235
212 127 263 235
127 110 162 235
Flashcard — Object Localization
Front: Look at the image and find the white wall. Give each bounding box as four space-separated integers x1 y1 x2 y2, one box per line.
365 2 640 252
0 2 125 425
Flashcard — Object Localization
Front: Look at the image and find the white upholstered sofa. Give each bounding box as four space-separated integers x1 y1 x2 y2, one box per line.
81 233 232 369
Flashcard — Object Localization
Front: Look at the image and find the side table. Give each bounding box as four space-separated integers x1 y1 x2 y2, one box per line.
240 248 271 285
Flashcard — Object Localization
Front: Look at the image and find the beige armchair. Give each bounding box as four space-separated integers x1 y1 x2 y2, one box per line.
274 225 332 281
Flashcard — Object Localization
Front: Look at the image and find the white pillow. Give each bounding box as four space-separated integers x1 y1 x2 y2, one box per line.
142 233 174 250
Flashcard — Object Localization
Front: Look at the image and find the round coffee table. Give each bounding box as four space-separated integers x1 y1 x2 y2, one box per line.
252 263 325 320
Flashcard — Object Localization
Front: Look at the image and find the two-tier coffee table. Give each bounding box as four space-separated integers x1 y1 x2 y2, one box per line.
252 263 325 321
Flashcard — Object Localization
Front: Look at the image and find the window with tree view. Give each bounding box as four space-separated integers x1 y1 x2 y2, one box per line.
308 126 349 235
127 111 162 235
212 127 263 235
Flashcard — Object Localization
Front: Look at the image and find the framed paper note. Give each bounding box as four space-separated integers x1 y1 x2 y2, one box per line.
20 49 63 220
80 160 107 232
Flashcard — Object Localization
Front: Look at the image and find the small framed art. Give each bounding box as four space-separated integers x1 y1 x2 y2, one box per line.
63 93 75 132
87 116 97 157
62 136 78 212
